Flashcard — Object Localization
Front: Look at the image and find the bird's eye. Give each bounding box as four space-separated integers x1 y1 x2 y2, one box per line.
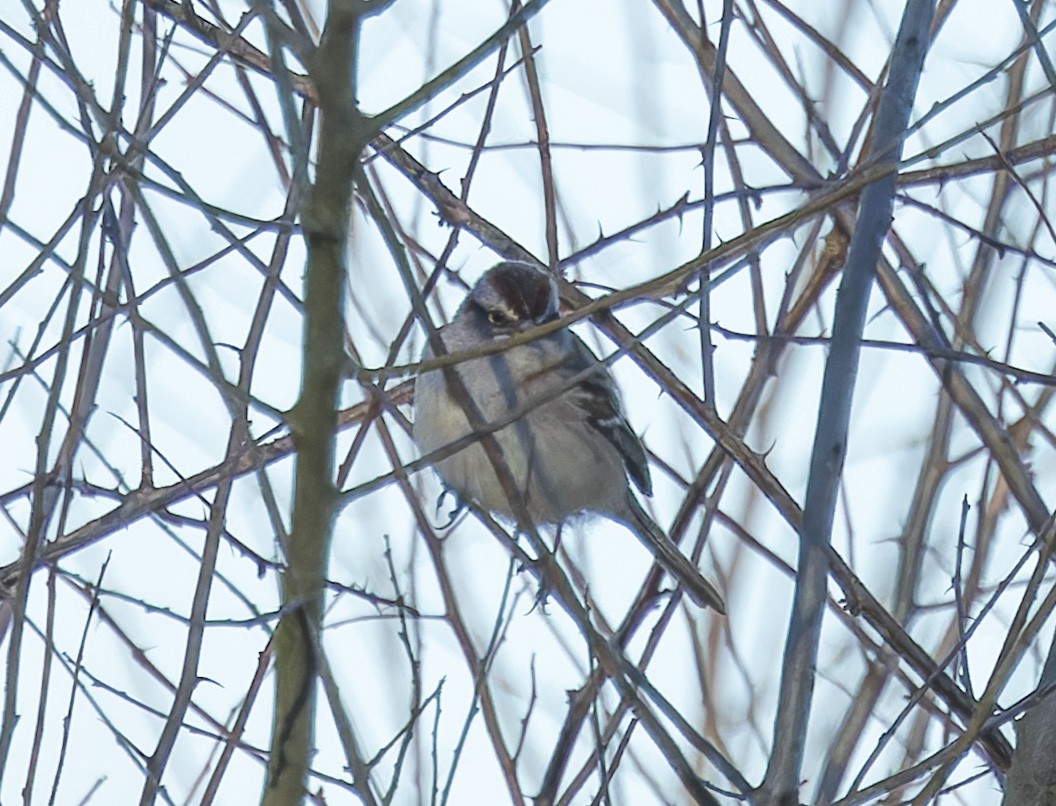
487 310 511 326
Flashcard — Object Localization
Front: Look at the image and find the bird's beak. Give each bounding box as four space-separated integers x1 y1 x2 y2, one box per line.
535 309 560 326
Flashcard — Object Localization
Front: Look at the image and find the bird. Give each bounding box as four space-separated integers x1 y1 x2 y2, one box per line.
412 261 725 614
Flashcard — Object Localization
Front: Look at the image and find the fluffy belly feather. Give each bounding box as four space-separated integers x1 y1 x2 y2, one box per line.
414 363 622 524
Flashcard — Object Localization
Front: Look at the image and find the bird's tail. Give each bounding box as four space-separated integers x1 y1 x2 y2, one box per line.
623 494 726 614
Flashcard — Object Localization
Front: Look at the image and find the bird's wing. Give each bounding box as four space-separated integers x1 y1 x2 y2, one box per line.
561 333 653 497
